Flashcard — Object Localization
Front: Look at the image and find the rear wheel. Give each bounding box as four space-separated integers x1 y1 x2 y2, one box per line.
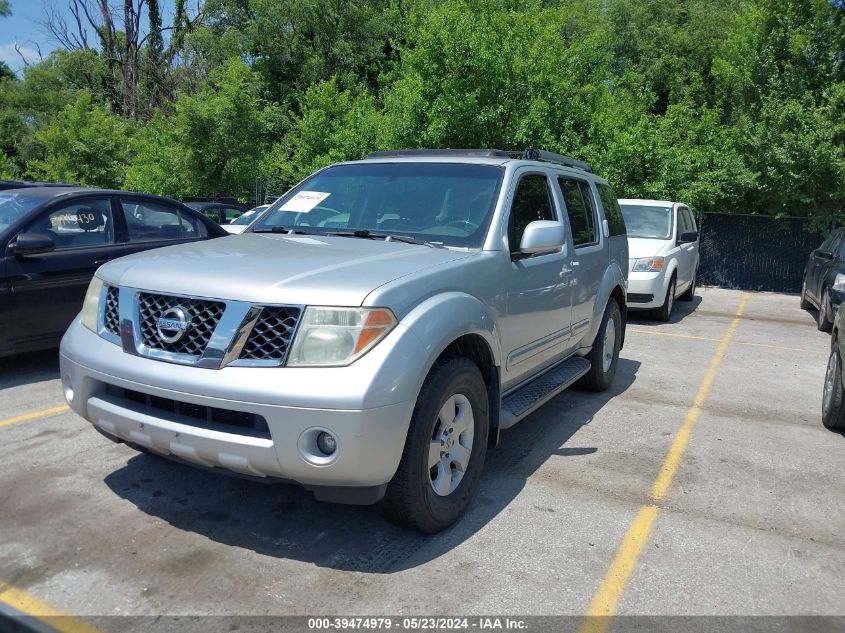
579 298 622 392
822 348 845 430
654 276 676 322
381 357 489 533
818 289 833 332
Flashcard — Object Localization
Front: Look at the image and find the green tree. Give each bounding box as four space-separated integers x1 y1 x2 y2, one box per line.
126 59 273 198
27 90 131 187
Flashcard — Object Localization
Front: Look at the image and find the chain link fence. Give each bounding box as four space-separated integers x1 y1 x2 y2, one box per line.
698 213 827 293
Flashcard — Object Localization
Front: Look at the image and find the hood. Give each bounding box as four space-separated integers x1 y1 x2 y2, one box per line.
100 233 472 306
627 237 671 259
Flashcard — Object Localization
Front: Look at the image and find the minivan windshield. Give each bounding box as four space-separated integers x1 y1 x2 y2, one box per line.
620 204 673 239
0 192 44 232
251 162 503 248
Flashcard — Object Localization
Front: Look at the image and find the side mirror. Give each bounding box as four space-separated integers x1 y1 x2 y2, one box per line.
816 249 834 261
10 232 56 257
516 220 565 258
679 230 699 244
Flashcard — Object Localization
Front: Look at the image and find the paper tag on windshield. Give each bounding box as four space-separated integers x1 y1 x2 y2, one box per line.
279 191 331 213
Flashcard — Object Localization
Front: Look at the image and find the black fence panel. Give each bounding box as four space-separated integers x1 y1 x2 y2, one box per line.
698 214 826 293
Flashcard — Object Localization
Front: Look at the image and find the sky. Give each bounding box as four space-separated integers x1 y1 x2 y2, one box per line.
0 0 180 74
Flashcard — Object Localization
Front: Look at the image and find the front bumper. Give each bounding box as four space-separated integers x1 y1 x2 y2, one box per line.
626 271 668 310
60 319 421 502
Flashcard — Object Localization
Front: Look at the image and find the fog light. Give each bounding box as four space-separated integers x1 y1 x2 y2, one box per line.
316 432 337 455
62 375 74 403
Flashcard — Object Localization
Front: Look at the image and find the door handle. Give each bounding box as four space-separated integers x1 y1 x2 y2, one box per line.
94 258 111 265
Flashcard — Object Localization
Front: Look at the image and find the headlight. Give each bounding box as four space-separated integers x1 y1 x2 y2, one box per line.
287 307 397 366
631 256 665 272
833 274 845 292
80 276 104 333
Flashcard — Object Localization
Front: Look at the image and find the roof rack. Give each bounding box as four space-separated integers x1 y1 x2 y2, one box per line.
365 148 593 173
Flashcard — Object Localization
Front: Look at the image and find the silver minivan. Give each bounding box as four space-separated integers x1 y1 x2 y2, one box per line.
619 199 700 321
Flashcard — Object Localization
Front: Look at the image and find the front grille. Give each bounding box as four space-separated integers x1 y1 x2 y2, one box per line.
104 286 120 335
628 293 654 304
137 293 226 356
239 306 301 363
105 384 270 438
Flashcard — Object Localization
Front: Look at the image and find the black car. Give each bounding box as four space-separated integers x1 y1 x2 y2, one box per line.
184 201 247 225
0 187 227 357
802 227 845 332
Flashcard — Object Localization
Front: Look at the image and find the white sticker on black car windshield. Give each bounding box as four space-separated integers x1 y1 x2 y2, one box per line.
279 191 331 213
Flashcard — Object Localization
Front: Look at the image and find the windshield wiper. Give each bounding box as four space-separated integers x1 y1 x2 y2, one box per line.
251 226 316 235
326 229 440 248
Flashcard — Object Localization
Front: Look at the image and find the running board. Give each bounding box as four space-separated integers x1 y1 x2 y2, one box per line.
499 356 591 429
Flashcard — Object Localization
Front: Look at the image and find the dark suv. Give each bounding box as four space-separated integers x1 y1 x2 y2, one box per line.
802 227 845 332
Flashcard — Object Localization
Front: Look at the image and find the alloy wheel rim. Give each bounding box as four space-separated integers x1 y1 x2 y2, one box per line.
428 394 474 497
823 352 837 414
602 318 616 373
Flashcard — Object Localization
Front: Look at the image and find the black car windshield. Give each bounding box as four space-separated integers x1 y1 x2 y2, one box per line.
620 204 673 239
0 192 45 232
252 162 503 248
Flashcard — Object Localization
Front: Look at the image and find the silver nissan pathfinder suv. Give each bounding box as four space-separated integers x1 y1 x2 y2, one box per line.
60 149 628 532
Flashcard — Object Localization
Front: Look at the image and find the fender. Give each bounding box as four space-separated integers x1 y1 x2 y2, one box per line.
400 291 502 396
584 261 627 347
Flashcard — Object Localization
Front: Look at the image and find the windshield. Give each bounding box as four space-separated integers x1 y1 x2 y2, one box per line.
0 192 45 232
252 162 503 248
620 204 673 239
233 206 267 225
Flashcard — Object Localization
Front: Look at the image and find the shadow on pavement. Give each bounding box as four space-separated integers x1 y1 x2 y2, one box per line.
0 348 60 390
104 358 640 574
627 295 702 326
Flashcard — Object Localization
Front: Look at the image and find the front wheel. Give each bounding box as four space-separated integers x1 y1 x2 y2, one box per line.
818 290 833 332
381 357 489 533
579 298 622 392
679 269 697 301
654 276 676 322
822 348 845 430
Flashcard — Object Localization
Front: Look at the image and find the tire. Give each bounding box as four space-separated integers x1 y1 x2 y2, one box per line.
800 277 812 311
381 357 489 533
817 289 833 332
579 298 622 392
822 347 845 430
679 269 697 301
654 276 676 322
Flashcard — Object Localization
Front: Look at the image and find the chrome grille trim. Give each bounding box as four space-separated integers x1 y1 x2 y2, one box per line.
103 286 120 336
229 306 302 367
102 286 302 369
137 293 225 357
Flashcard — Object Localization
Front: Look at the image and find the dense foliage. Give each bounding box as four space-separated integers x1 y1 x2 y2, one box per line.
0 0 842 225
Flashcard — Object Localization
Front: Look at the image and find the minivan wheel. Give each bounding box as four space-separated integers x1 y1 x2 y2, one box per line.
654 276 676 322
579 298 622 392
679 270 697 301
381 357 489 533
822 348 845 430
818 290 833 332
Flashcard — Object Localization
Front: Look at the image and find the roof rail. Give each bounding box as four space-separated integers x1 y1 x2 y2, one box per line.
365 148 593 173
366 149 513 159
520 148 593 173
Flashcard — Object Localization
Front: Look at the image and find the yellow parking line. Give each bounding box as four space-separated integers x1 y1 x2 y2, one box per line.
628 327 815 354
580 293 749 633
0 405 70 429
0 581 100 633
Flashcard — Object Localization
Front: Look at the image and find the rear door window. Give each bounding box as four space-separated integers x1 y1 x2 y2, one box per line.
121 200 208 242
558 177 598 247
